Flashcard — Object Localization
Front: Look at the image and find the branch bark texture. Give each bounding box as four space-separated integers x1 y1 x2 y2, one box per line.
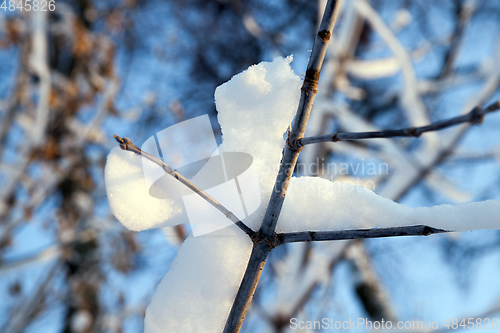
277 225 450 245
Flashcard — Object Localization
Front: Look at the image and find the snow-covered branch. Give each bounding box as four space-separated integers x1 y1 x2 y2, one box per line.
223 1 343 332
101 1 500 331
112 135 255 238
290 101 500 149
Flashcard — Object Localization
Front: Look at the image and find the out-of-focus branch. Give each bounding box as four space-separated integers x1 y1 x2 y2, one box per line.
1 79 119 248
348 241 396 322
355 0 430 131
113 135 255 238
290 101 500 148
0 70 24 163
440 1 475 80
0 246 59 274
258 241 348 331
28 9 51 146
3 262 59 333
381 41 500 202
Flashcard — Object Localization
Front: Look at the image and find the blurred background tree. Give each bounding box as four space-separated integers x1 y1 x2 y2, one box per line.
0 0 500 332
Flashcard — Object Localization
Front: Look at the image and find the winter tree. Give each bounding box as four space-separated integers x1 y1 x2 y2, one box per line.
106 0 500 332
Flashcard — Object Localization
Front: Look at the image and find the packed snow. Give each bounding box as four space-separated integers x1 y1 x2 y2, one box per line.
216 55 302 231
144 225 252 333
104 56 499 333
277 177 500 233
105 56 302 233
104 146 183 231
105 56 302 333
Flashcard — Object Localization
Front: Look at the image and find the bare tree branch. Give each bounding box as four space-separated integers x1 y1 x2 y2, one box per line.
29 9 51 146
0 246 59 274
347 241 396 322
290 101 500 149
276 225 450 245
113 135 255 238
439 1 475 80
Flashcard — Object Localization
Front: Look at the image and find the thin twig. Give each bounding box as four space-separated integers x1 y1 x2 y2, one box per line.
290 101 500 149
277 225 450 245
113 135 255 238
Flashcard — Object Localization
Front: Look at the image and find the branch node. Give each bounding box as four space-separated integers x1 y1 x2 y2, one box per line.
301 69 320 93
250 232 260 243
297 101 500 148
470 106 484 125
407 127 420 137
421 226 435 236
269 234 279 249
250 232 279 249
276 233 285 247
287 138 303 151
318 30 331 42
